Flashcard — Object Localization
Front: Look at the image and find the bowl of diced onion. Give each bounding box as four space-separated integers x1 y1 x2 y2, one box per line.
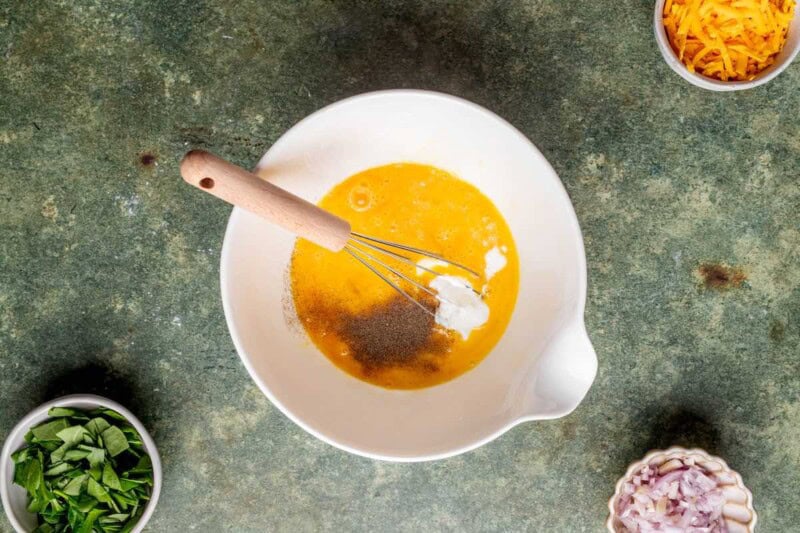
655 0 799 91
607 447 756 532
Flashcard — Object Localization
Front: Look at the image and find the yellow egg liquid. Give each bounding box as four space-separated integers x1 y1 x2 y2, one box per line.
290 163 519 389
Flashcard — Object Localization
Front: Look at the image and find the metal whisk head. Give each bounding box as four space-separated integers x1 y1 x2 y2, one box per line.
343 232 483 317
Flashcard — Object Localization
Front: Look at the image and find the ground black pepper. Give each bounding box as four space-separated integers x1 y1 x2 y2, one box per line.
307 292 452 372
340 295 444 368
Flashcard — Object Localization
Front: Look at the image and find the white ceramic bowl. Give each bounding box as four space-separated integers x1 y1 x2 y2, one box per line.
607 447 757 532
1 395 162 533
655 0 800 91
221 90 597 461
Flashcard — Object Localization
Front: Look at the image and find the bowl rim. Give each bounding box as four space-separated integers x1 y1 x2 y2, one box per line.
219 89 594 462
0 394 162 533
653 0 800 91
605 446 757 532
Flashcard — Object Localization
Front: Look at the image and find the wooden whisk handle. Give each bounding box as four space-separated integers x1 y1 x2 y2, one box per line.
180 150 351 252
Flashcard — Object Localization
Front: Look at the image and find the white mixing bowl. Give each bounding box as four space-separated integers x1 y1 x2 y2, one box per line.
220 90 597 461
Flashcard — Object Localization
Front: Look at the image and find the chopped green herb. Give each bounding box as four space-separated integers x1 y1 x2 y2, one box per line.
44 462 73 477
48 407 80 418
102 463 122 491
76 508 105 533
100 426 129 457
31 419 70 441
63 449 90 462
11 407 154 532
84 418 110 438
73 494 100 513
103 513 130 523
23 455 44 492
87 477 115 509
57 426 89 446
90 408 128 422
126 455 151 475
11 447 31 463
63 474 87 496
118 478 146 492
84 447 105 469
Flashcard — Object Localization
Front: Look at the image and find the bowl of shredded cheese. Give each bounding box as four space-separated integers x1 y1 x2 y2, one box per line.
655 0 799 90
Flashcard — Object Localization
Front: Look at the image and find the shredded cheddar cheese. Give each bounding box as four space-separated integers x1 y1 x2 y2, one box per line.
663 0 796 81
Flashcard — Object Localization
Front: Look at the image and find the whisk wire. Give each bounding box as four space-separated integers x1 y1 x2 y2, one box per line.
347 237 442 277
346 243 439 299
344 247 436 317
350 232 481 279
347 233 484 300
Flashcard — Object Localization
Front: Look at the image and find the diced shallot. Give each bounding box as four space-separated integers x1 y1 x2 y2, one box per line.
616 461 728 533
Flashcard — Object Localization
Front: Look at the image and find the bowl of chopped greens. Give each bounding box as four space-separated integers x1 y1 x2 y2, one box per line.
1 395 161 533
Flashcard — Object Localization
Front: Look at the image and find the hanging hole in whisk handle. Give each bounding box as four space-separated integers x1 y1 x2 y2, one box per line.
179 150 352 252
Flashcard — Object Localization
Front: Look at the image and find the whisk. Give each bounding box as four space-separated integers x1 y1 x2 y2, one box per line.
180 150 482 316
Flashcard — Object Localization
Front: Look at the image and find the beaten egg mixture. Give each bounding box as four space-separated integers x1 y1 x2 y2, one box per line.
290 163 519 389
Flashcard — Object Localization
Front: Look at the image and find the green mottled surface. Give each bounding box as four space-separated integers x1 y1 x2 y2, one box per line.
1 0 798 531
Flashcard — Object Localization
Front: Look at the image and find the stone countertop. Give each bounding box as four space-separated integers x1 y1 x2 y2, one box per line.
1 1 798 531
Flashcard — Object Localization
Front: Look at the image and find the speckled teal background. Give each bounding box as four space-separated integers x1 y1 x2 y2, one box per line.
1 0 798 531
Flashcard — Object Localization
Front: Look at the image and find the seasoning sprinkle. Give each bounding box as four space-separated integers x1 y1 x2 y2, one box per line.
306 293 452 373
340 296 448 369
